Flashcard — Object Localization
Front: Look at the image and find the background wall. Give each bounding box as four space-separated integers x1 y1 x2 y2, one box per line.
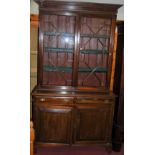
30 15 38 117
30 0 124 20
30 26 37 93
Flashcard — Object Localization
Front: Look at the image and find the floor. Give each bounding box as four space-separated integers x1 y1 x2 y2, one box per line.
35 145 124 155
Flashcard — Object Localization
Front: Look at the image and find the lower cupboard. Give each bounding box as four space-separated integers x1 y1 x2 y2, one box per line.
32 95 115 153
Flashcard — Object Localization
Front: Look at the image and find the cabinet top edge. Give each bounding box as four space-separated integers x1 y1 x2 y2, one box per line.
34 0 122 11
32 85 109 92
31 85 116 98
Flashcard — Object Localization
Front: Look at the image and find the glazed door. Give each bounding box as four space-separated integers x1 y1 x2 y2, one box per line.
39 14 77 86
39 14 115 88
74 99 114 144
34 102 73 144
78 16 113 88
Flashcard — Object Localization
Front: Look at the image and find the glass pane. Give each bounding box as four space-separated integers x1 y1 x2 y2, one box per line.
42 15 75 86
78 17 111 87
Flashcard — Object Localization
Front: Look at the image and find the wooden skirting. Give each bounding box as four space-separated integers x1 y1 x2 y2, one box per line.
30 121 35 155
30 14 39 27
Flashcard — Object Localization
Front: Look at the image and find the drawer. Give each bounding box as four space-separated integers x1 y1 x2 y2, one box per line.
76 98 114 104
75 98 115 109
34 97 74 105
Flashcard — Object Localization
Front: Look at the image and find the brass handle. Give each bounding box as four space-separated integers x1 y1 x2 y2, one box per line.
40 98 45 102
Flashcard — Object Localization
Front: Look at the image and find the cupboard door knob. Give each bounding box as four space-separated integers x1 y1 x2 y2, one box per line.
40 98 45 102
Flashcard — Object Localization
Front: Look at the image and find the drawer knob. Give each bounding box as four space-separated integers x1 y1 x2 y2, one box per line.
40 98 45 102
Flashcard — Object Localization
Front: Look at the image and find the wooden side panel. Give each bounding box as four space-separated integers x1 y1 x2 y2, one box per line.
112 21 124 151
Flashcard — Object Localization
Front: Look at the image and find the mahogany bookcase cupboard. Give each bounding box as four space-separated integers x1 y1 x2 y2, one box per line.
32 0 121 153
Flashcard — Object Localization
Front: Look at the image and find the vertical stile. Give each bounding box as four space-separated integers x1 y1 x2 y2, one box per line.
37 14 44 86
72 15 80 86
56 16 59 68
47 16 50 85
107 17 116 89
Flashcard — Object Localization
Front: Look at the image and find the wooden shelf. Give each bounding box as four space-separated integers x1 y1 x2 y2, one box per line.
44 32 110 39
79 67 107 72
44 32 74 37
45 48 108 54
45 47 73 53
81 49 109 54
43 65 108 73
81 34 110 39
44 66 72 72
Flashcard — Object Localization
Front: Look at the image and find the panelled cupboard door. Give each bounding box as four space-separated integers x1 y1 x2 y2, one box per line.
34 103 73 144
74 101 114 144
